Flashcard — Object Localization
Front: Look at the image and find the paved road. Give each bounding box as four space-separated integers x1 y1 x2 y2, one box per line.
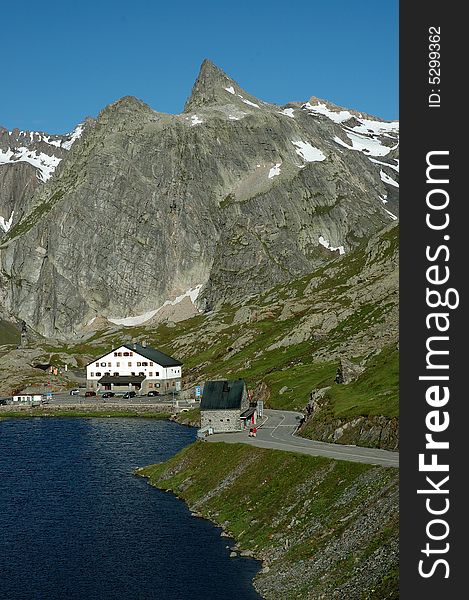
207 409 399 468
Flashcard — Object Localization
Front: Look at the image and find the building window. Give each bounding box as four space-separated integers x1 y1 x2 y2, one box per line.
149 362 153 366
227 418 230 422
220 419 224 422
142 362 148 366
208 419 212 423
100 362 106 367
95 362 99 367
149 372 153 377
139 372 144 377
155 383 160 388
91 372 94 377
131 372 136 376
113 372 119 376
129 352 133 356
114 352 118 357
123 352 130 357
128 362 132 367
149 383 154 388
116 362 120 367
96 372 101 376
155 372 159 376
137 362 141 367
108 362 111 367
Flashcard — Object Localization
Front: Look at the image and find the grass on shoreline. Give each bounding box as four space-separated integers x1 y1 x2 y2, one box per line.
138 441 399 600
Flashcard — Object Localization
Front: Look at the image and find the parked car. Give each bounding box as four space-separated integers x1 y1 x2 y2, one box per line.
69 389 80 396
123 391 136 399
85 390 96 397
147 390 160 397
102 392 115 398
0 397 10 405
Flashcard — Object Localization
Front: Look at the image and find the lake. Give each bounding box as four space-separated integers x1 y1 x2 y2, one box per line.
0 418 262 599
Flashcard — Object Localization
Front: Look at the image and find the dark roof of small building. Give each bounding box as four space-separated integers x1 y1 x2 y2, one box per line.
200 380 246 410
122 343 182 367
98 375 145 385
88 343 182 368
240 407 256 419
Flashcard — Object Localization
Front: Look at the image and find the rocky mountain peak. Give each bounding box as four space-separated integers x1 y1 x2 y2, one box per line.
184 59 244 112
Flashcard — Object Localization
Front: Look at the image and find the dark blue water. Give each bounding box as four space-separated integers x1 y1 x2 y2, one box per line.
0 418 261 600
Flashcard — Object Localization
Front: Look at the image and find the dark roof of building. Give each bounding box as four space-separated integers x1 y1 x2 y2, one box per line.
98 375 145 385
240 407 256 419
88 343 182 367
200 380 246 410
122 343 182 367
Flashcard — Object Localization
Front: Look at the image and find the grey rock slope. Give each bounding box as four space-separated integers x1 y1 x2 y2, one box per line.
0 60 399 338
0 123 91 237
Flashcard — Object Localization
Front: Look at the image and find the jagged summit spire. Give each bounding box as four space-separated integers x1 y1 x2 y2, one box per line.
184 59 244 112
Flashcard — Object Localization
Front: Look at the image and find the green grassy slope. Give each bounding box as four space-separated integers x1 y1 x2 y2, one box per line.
0 320 20 346
138 442 399 600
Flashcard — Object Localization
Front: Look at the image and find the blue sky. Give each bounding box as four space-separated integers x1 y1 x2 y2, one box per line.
2 0 398 133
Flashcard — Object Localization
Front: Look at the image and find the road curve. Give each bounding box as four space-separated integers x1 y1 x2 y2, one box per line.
207 409 399 468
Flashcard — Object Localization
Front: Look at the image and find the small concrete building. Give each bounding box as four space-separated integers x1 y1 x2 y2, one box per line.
200 379 251 433
86 342 182 394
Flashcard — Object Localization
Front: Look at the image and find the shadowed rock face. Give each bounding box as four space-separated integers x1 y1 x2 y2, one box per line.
0 60 399 338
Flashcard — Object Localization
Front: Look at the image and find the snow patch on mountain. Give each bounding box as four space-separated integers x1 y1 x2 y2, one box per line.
279 108 295 118
319 235 345 255
384 208 398 221
292 141 326 162
268 163 281 179
108 285 203 326
0 210 14 233
0 147 61 182
190 115 203 126
369 157 399 172
61 123 84 150
380 170 399 188
303 101 353 123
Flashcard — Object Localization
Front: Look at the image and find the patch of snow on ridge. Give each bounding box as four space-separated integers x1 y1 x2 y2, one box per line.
225 86 235 95
268 163 281 179
0 146 61 181
108 309 159 327
61 123 84 150
350 118 399 136
279 108 295 118
292 141 326 162
108 285 203 326
190 115 203 126
303 101 353 123
343 131 392 157
369 158 399 172
380 170 399 188
240 97 260 108
0 210 14 233
319 235 345 255
385 209 398 221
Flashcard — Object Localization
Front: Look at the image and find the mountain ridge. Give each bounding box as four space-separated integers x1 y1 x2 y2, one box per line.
0 60 399 339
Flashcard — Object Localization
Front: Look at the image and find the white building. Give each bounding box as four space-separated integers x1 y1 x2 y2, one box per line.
86 342 182 394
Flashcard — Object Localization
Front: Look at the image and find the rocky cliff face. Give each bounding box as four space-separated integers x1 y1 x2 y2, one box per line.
0 124 89 237
0 60 399 338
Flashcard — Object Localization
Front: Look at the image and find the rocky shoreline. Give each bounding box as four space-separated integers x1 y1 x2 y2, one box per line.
138 442 399 600
0 402 172 419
